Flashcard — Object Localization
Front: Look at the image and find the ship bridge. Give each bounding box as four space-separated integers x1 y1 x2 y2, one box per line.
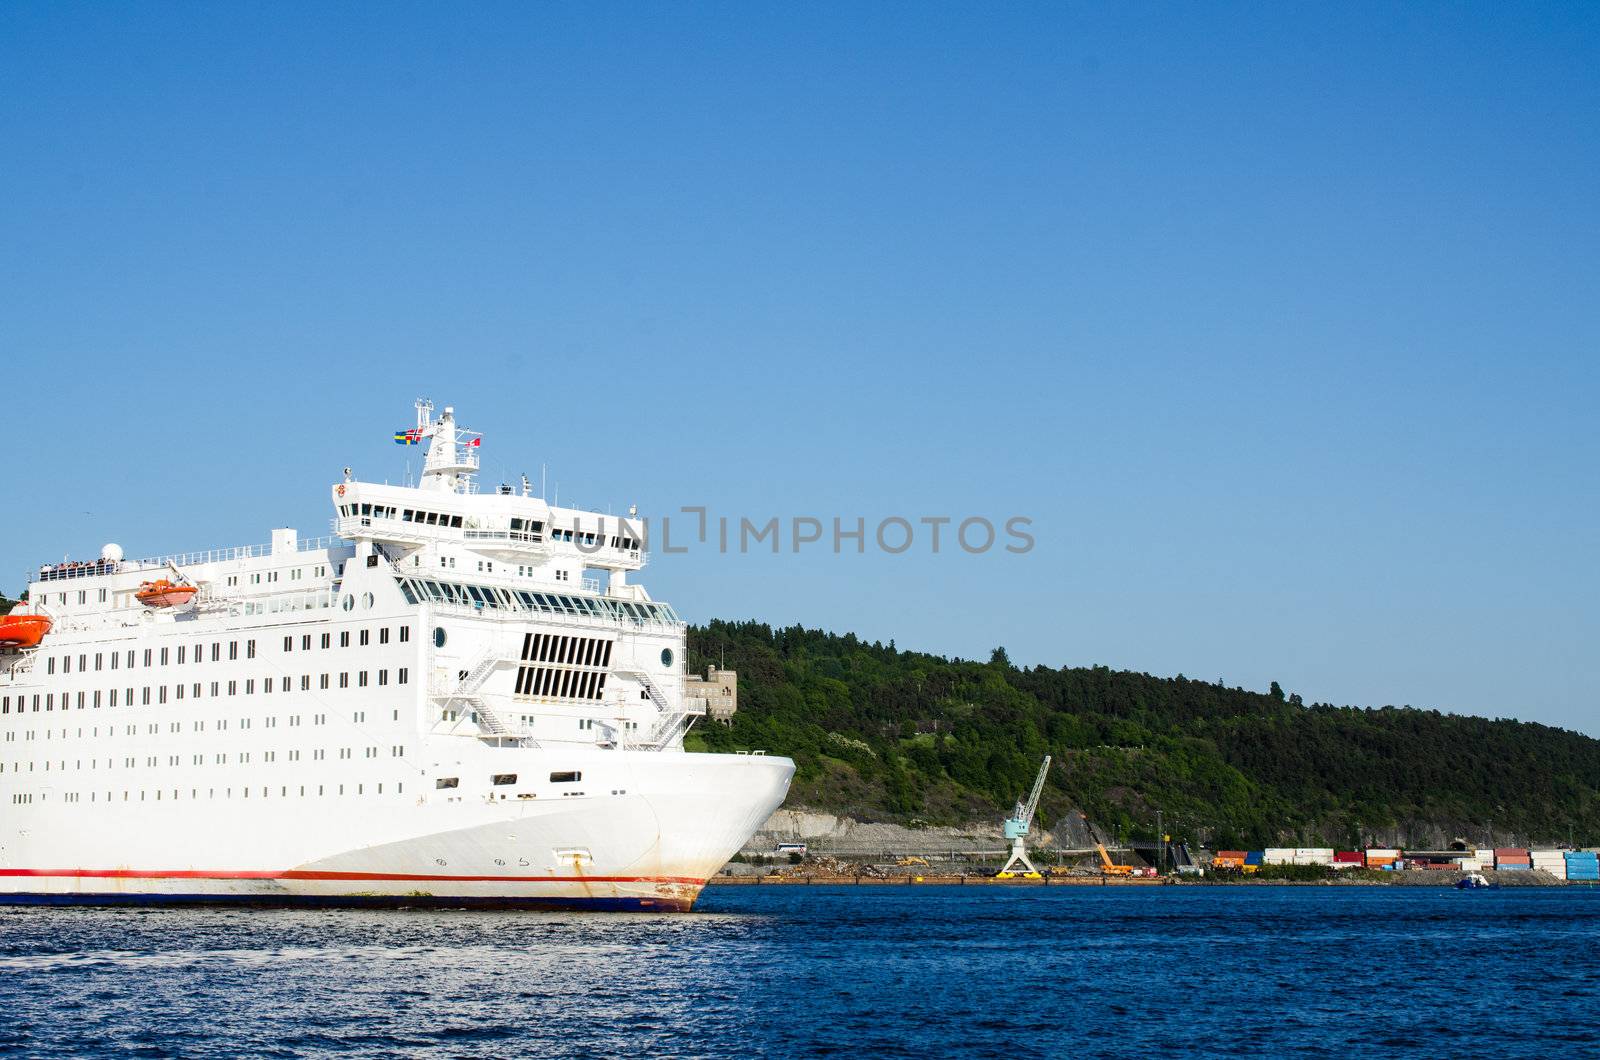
333 401 649 599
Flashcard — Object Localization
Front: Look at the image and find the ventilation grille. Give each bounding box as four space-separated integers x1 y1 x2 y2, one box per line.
514 632 614 702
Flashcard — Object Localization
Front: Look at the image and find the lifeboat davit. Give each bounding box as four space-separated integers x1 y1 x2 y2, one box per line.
135 579 198 608
0 613 52 648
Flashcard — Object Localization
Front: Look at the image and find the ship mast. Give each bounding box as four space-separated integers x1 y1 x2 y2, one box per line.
415 399 480 494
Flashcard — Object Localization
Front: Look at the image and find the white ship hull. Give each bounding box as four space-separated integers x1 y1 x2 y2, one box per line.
1 750 791 910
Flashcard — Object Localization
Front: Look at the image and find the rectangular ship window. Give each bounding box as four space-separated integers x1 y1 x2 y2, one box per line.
435 777 459 789
549 771 582 784
491 774 517 786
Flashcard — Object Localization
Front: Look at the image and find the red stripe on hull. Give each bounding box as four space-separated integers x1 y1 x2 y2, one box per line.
0 868 704 885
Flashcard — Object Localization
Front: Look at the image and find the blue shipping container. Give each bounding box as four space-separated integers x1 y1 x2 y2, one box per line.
1245 851 1264 866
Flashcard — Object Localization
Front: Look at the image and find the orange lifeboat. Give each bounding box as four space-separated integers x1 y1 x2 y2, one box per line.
135 579 198 608
0 613 52 648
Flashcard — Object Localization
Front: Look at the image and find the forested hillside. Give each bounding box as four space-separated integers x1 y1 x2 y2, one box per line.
687 620 1600 849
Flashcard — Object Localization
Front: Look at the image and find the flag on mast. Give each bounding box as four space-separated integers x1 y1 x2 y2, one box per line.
394 429 421 445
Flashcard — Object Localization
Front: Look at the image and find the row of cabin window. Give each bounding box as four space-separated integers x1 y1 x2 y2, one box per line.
283 626 411 652
9 782 406 805
5 712 372 741
45 626 412 676
336 503 462 528
406 508 462 527
54 587 111 607
3 745 406 771
545 527 636 550
223 565 331 588
2 669 409 713
339 503 400 521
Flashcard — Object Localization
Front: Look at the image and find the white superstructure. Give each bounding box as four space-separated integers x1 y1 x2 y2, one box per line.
0 401 792 910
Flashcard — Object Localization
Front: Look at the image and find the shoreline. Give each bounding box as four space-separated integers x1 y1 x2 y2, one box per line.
707 872 1595 888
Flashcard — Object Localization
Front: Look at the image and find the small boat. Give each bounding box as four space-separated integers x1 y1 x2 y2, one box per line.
1456 872 1496 890
0 612 52 647
135 579 198 608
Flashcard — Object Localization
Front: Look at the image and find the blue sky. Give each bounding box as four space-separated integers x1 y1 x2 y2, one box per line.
2 5 1596 731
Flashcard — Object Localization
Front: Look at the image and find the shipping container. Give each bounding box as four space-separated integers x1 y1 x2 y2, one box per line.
1264 848 1296 865
1498 863 1530 871
1494 847 1530 858
1366 848 1401 858
1245 851 1264 866
1459 858 1483 872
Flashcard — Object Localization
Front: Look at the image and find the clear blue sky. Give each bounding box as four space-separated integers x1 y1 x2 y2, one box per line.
2 5 1596 731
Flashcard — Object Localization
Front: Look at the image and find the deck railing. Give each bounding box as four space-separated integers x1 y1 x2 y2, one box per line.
32 535 349 586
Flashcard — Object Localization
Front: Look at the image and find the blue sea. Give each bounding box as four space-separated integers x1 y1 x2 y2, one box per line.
3 886 1598 1058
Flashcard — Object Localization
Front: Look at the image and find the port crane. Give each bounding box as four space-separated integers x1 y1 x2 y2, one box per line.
995 755 1051 879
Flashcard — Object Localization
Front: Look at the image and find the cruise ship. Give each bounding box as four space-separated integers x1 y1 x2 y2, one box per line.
0 401 793 909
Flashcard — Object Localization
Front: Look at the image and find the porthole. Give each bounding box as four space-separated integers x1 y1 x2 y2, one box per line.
660 648 673 668
341 595 354 612
361 592 374 610
434 626 447 649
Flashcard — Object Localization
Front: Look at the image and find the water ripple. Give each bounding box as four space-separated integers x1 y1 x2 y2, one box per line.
1 888 1597 1057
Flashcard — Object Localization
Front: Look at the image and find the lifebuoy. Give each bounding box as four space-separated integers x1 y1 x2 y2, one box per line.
336 484 347 497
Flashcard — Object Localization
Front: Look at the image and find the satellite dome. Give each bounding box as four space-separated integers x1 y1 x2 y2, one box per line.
101 543 124 563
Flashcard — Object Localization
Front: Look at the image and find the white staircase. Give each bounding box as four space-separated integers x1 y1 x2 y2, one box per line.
436 643 528 742
621 670 706 749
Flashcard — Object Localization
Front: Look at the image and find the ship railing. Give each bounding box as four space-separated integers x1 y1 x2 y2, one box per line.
462 529 547 547
134 535 347 570
332 517 442 543
34 560 122 583
32 535 348 586
398 577 685 632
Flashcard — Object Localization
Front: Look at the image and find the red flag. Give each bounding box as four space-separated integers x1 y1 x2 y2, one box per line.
470 437 482 447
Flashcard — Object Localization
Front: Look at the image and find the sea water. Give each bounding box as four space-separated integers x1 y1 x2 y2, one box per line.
2 886 1597 1057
